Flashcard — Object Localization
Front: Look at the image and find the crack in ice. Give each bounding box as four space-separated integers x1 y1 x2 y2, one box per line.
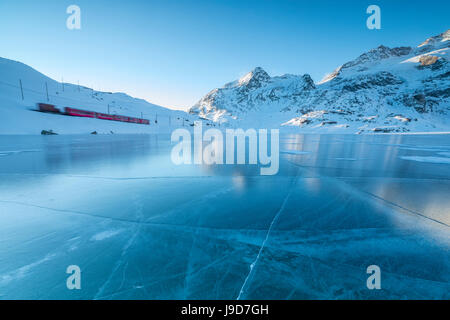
361 191 449 228
286 159 450 228
93 195 144 300
236 174 298 300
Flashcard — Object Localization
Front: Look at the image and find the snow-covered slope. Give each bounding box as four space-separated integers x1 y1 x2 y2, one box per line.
190 30 450 133
0 58 196 134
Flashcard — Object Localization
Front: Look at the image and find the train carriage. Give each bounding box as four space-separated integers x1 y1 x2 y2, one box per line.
65 107 96 118
38 103 150 125
38 103 60 113
96 113 115 121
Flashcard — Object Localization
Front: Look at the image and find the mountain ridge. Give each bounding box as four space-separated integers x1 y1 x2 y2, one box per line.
190 29 450 133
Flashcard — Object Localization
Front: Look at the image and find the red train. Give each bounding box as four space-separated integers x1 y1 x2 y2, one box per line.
38 103 60 113
37 103 150 125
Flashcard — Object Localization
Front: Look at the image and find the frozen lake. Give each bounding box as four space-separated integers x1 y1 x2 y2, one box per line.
0 134 449 299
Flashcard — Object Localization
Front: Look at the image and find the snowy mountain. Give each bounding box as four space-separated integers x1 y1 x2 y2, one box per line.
190 30 450 133
0 57 196 134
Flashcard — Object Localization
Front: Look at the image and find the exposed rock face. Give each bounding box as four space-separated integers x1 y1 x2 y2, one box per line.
340 72 404 92
190 29 450 133
341 45 412 69
41 130 58 135
419 55 439 66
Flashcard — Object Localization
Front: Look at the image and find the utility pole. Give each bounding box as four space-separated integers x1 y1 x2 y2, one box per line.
19 79 24 100
45 82 49 101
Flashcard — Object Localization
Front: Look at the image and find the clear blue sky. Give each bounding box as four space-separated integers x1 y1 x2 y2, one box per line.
0 0 448 110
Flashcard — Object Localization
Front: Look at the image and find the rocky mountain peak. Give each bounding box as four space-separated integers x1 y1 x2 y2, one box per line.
418 29 450 48
300 74 315 90
238 67 271 89
342 45 412 69
443 29 450 41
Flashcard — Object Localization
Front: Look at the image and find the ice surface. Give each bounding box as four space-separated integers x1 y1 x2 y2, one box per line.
0 134 449 299
401 155 450 164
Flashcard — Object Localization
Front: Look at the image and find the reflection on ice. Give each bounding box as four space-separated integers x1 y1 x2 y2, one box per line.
401 155 450 164
0 134 449 299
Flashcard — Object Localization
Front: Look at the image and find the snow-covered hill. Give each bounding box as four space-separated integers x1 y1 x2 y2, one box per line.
0 57 196 134
190 30 450 133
